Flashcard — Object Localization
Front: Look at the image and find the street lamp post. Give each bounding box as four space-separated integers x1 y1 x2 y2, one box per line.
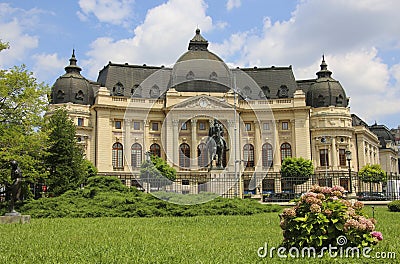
345 150 353 194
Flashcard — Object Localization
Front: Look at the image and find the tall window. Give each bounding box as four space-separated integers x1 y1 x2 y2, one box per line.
131 143 142 168
280 143 292 162
199 122 206 130
243 144 254 167
150 143 161 157
262 143 273 167
339 149 346 166
179 143 190 168
245 123 251 131
112 143 123 168
151 122 159 131
115 120 122 129
133 121 140 130
197 143 208 168
181 122 188 130
320 149 329 166
77 117 84 127
282 122 289 130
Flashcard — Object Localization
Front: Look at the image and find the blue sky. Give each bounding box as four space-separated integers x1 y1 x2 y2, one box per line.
1 0 400 128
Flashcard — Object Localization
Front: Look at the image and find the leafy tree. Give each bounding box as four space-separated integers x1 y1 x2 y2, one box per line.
140 155 176 190
281 157 314 190
358 164 386 192
0 40 49 190
44 108 87 195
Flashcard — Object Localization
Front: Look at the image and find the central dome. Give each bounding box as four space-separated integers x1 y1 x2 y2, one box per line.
172 29 231 93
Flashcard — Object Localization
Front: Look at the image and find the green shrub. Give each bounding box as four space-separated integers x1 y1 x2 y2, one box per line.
17 175 282 218
388 200 400 212
280 185 382 252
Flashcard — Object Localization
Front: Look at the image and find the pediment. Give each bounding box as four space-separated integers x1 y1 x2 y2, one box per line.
172 95 232 109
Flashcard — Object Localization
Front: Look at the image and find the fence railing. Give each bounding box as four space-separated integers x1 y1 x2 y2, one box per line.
1 172 399 201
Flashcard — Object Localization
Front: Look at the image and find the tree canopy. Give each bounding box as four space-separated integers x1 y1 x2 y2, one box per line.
0 40 49 186
140 154 176 189
44 108 88 195
280 157 314 185
358 164 386 183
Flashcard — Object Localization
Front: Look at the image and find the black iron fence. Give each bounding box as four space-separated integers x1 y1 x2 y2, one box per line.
1 172 399 201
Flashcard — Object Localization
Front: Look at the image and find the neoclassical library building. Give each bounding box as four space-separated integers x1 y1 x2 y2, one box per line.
48 29 398 197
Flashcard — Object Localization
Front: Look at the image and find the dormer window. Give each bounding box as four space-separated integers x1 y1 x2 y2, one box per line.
113 82 124 96
186 71 195 80
278 85 288 98
317 95 325 107
150 85 160 98
57 90 65 99
261 86 270 98
243 86 252 98
336 94 344 105
75 90 84 101
209 72 218 81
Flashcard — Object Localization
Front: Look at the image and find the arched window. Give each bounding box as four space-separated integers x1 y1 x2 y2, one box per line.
179 143 190 168
197 143 208 168
131 143 142 168
243 144 254 168
280 143 292 162
262 143 273 168
112 143 123 168
149 143 161 157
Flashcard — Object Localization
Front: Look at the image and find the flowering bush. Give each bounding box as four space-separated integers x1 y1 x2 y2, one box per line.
280 185 382 251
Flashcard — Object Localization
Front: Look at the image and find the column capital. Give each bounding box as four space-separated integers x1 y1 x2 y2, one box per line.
191 119 197 125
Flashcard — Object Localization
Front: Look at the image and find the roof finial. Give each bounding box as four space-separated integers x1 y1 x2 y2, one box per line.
188 28 208 51
316 54 332 79
65 48 82 74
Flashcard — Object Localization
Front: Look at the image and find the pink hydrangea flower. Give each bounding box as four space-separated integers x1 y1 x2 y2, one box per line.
371 231 383 241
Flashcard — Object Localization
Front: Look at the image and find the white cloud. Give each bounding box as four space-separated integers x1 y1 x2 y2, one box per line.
77 0 134 26
32 53 66 84
226 0 241 11
83 0 213 78
213 0 400 127
0 3 39 67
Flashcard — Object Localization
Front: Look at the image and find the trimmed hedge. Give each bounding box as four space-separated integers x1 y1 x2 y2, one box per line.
388 200 400 212
15 176 281 218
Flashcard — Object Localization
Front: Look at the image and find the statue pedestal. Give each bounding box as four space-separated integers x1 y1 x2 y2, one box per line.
0 214 30 224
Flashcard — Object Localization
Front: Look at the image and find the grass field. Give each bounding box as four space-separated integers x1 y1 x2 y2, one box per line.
0 206 398 263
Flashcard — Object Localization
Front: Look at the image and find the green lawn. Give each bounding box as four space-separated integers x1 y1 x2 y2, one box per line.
0 206 398 263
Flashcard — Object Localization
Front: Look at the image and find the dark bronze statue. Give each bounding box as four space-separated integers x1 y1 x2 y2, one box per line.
7 160 23 215
207 119 229 170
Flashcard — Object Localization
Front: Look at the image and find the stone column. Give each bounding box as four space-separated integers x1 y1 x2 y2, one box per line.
124 119 131 169
227 119 236 169
143 119 149 152
191 119 197 169
331 137 338 170
172 119 180 167
253 121 261 171
274 120 281 170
